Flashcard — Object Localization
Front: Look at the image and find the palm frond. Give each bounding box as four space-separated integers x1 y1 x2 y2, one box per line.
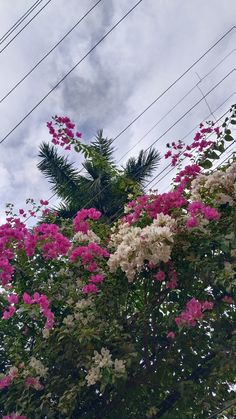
124 148 160 186
37 142 82 204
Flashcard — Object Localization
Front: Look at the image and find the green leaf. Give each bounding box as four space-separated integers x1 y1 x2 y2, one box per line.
224 134 234 142
199 159 213 169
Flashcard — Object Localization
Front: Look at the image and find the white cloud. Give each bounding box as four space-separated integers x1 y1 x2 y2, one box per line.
0 0 235 220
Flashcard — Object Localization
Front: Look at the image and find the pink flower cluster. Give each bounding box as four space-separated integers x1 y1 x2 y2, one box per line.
70 243 109 294
187 201 220 228
174 164 201 187
175 298 213 327
0 374 13 390
3 414 26 419
2 293 18 320
47 115 82 150
73 208 101 234
125 190 187 224
23 292 54 330
25 376 43 390
0 218 27 285
34 223 70 259
165 122 221 166
154 263 177 289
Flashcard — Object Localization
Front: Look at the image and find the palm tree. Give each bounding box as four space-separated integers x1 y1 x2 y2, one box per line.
38 130 160 220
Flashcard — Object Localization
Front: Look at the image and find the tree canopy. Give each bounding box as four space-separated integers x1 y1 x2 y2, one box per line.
0 109 235 418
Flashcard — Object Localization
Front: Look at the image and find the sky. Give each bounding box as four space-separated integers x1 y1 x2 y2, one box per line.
0 0 235 223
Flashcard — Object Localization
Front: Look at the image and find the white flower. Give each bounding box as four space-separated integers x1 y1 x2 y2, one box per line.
108 214 175 281
29 357 48 378
63 314 74 327
114 359 126 375
85 366 101 386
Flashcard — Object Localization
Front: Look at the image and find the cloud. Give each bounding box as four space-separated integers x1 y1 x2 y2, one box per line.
0 0 235 220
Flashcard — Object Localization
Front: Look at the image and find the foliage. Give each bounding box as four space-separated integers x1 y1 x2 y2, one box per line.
0 109 236 418
38 121 160 219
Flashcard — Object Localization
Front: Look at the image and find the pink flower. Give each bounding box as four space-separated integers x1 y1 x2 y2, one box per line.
167 331 175 339
2 306 16 319
40 200 49 206
89 273 105 283
7 293 18 304
154 270 165 281
82 283 98 294
186 217 198 229
22 292 33 304
25 376 43 390
222 295 234 304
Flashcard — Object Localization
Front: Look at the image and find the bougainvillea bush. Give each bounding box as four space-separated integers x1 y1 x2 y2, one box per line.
0 107 236 418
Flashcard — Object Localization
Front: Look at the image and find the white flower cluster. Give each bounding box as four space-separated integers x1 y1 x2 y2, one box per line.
191 163 236 206
85 347 126 386
63 298 94 328
73 230 101 244
108 214 176 281
29 357 48 378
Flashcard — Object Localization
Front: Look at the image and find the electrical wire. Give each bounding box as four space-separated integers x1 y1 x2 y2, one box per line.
147 93 236 189
0 0 53 54
0 0 43 45
111 26 236 143
67 70 235 221
114 49 235 169
0 0 103 104
0 0 144 146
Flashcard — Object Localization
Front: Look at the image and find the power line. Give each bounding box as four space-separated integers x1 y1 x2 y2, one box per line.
25 94 234 225
0 0 43 45
147 93 236 189
207 400 236 418
111 105 235 222
67 70 234 219
114 49 235 169
0 0 103 104
0 0 144 146
0 0 53 54
111 26 236 143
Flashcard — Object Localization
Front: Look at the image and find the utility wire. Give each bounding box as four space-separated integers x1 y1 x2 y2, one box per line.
0 0 52 54
214 145 236 169
111 26 236 143
207 400 236 418
25 95 234 225
68 70 235 219
0 0 43 45
111 106 235 222
0 0 144 146
115 49 235 169
147 93 236 189
0 0 103 103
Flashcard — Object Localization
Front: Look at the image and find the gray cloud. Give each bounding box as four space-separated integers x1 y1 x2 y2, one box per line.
0 0 235 220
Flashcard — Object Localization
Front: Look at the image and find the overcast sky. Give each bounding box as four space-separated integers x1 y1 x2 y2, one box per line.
0 0 235 223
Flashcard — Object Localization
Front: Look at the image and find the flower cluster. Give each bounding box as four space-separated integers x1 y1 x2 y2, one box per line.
190 162 236 206
165 121 220 166
70 241 109 293
23 292 54 330
47 115 82 150
186 201 220 229
175 298 214 327
34 223 70 259
85 347 126 387
124 191 187 224
73 208 101 234
2 293 18 319
109 214 176 281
